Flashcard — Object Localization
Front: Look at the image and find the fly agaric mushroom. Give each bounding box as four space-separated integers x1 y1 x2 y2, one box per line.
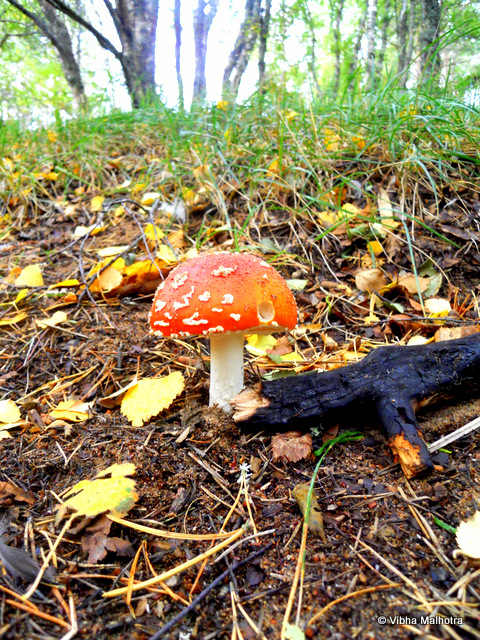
149 252 297 412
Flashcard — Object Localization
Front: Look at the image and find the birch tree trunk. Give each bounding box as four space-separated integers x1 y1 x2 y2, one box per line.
376 0 392 85
174 0 184 109
257 0 272 89
365 0 378 89
192 0 219 104
222 0 262 101
5 0 87 112
301 0 321 96
7 0 160 109
329 0 345 96
397 0 410 86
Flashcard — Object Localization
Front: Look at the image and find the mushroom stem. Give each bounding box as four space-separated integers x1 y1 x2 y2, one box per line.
209 332 245 412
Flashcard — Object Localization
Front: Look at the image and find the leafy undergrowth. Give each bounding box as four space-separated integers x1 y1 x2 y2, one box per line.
1 91 480 639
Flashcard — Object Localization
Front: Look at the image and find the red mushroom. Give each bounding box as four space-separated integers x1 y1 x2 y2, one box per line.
149 252 297 412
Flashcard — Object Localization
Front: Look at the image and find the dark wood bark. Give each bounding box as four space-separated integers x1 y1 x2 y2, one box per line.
173 0 184 109
232 334 480 478
192 0 219 104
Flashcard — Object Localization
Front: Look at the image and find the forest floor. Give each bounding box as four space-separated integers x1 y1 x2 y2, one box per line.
1 100 480 640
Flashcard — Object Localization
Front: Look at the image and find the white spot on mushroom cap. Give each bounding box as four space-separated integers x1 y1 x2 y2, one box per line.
171 271 188 290
155 300 167 312
164 312 172 319
198 291 211 302
173 286 195 310
153 319 170 327
212 265 237 277
183 312 209 326
221 294 234 305
204 326 225 334
230 313 241 321
212 308 223 313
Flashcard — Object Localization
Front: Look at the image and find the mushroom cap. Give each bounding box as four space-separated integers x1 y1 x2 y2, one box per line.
149 252 297 338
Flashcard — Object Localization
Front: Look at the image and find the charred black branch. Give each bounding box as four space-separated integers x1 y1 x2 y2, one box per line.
232 333 480 477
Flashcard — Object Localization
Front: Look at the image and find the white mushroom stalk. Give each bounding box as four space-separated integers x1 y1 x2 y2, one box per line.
209 332 245 412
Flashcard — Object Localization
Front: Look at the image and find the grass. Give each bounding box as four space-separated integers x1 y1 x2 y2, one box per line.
0 81 479 257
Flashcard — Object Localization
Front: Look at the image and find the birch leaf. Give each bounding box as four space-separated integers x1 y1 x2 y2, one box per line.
121 372 185 427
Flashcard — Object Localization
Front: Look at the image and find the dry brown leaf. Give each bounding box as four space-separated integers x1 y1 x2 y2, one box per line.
272 431 312 463
355 268 387 293
397 274 431 295
0 481 35 506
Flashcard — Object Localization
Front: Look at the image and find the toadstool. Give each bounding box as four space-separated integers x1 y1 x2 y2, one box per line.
149 252 297 412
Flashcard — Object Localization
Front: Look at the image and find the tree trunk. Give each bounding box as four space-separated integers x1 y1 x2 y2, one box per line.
301 0 321 97
329 0 345 96
376 0 392 86
365 0 378 89
222 0 262 101
347 12 366 85
5 0 87 112
192 0 219 104
397 0 410 86
173 0 184 109
109 0 159 107
420 0 442 82
257 0 272 90
15 0 159 109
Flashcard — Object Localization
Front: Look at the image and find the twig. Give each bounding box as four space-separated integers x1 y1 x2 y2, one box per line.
147 544 272 640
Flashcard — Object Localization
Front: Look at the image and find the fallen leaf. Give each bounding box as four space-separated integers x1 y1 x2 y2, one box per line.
434 326 479 342
397 274 431 295
355 268 387 293
56 463 138 524
50 399 92 422
121 372 185 427
36 310 68 329
425 298 451 317
141 192 161 206
90 195 105 212
15 264 43 287
97 245 130 258
0 481 34 505
0 400 21 423
0 311 28 327
455 511 480 559
291 483 326 541
272 431 312 463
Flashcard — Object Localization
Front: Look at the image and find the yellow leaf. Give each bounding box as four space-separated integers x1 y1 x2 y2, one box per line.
352 135 366 150
377 188 400 229
96 462 136 479
367 240 383 256
0 311 28 326
216 100 229 110
43 172 58 181
156 244 177 263
15 264 44 287
50 399 92 422
47 130 58 143
90 195 105 212
121 373 185 427
277 352 304 362
97 245 130 258
285 110 299 122
131 183 146 193
48 279 80 289
57 464 138 522
324 128 340 152
245 334 277 356
425 298 451 317
1 157 14 171
98 378 139 409
14 289 28 304
36 310 68 329
141 192 161 206
0 400 21 424
145 223 165 242
316 210 339 227
455 511 480 559
291 483 326 541
74 224 106 238
267 159 280 175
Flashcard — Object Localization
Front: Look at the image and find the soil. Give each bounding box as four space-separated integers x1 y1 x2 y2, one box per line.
1 175 480 640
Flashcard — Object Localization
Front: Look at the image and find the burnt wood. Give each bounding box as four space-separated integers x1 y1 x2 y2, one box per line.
232 333 480 478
